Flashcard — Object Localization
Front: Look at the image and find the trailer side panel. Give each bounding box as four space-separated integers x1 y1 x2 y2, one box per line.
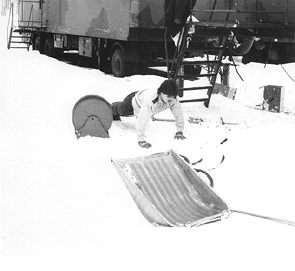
42 0 131 40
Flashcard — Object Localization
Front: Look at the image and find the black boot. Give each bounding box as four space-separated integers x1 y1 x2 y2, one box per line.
111 102 122 121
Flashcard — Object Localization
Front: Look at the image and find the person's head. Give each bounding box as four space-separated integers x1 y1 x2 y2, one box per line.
157 79 178 103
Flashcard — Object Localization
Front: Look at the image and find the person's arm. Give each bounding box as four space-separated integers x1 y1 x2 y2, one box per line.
170 100 185 139
136 101 153 143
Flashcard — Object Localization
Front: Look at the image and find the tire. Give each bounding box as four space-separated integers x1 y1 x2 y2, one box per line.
34 36 45 54
111 48 130 77
44 36 55 57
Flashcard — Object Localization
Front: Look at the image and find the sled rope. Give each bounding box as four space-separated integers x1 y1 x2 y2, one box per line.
232 209 295 227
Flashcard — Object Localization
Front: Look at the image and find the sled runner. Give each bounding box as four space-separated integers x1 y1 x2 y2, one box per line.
72 95 113 139
112 150 230 227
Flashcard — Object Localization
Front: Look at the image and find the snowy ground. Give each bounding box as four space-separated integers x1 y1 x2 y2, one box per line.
1 15 295 270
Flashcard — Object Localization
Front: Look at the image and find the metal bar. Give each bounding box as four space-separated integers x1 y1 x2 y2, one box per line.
193 21 237 28
235 0 238 22
226 0 232 21
28 4 33 27
152 117 175 122
233 209 295 227
19 0 41 3
285 0 289 25
180 98 208 103
18 20 41 23
7 2 13 49
195 10 286 15
180 85 213 91
238 10 286 14
195 10 236 13
27 4 34 50
255 0 258 22
209 0 217 21
21 1 24 22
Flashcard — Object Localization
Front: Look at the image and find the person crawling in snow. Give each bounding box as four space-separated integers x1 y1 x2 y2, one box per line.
111 79 186 149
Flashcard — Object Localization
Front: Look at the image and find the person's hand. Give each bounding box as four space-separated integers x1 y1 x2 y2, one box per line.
138 141 152 149
174 132 186 140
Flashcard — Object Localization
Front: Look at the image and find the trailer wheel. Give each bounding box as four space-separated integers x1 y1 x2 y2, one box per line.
111 48 130 77
44 36 55 57
34 36 44 54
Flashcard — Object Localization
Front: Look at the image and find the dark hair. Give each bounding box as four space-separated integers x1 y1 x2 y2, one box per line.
157 79 178 98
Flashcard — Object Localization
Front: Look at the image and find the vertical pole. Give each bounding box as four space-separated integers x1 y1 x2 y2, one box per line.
285 0 288 25
255 0 259 22
234 0 238 23
21 1 24 23
222 64 230 87
210 0 217 21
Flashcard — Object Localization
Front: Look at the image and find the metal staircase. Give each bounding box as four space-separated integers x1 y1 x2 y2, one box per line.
7 1 42 51
166 0 290 107
176 29 230 107
166 1 235 108
168 21 232 107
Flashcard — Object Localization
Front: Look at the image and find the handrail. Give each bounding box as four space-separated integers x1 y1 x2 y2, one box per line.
6 2 14 49
26 5 34 50
18 0 43 27
28 5 34 28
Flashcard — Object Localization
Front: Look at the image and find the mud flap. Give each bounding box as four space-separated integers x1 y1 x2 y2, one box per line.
72 95 113 139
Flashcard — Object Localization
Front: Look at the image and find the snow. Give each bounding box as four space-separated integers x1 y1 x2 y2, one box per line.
1 15 295 270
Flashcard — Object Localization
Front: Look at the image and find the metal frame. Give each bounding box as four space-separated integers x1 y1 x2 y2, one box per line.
18 0 43 28
6 2 14 49
190 0 290 28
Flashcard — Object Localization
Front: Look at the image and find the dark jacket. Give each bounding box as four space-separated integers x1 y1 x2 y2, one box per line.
164 0 197 37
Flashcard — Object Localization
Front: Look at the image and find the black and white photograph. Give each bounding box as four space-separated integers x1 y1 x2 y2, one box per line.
1 1 295 270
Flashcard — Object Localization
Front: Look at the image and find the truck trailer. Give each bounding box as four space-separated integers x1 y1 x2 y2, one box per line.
7 0 295 78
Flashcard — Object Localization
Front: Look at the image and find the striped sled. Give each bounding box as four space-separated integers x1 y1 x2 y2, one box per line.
112 150 231 227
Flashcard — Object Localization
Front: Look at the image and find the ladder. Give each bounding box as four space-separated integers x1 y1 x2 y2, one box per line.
168 20 233 108
165 0 239 108
166 0 292 107
7 1 42 51
172 27 231 107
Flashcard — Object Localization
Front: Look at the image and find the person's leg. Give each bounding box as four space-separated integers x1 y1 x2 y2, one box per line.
111 92 137 120
111 102 123 120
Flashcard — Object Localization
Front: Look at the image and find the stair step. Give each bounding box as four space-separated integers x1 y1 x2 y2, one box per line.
13 29 33 33
14 26 41 31
9 46 29 49
178 73 216 80
180 85 213 91
191 21 237 28
11 35 31 38
10 41 30 44
184 47 224 52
